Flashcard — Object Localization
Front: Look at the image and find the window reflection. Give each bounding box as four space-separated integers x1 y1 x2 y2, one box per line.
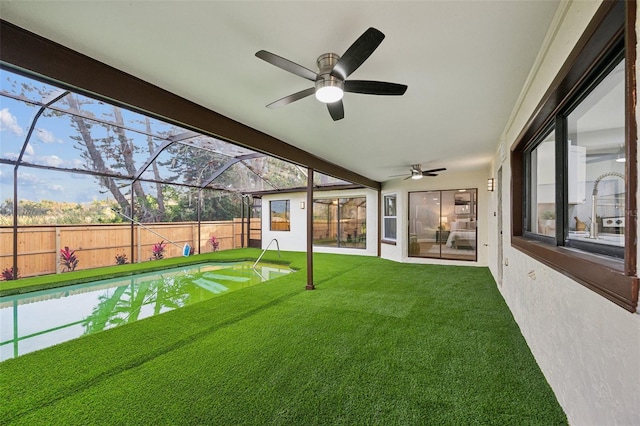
270 200 290 231
383 194 397 241
529 129 556 237
566 59 625 256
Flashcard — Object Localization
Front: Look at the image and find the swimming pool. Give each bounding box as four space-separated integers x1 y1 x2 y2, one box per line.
0 261 293 362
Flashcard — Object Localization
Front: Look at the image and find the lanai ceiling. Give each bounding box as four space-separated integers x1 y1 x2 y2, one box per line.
0 1 560 183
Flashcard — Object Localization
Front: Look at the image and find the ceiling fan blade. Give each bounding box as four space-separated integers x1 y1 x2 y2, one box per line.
256 50 318 81
327 100 344 121
344 80 408 96
423 173 439 177
331 27 385 80
266 87 316 109
422 168 447 174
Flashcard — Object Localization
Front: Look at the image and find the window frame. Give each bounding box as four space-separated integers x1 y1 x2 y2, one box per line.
269 200 290 232
381 193 397 244
511 0 638 312
523 123 557 244
408 188 478 261
312 196 367 249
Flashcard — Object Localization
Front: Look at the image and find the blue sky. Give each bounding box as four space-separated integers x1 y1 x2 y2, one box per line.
0 70 144 204
0 98 103 204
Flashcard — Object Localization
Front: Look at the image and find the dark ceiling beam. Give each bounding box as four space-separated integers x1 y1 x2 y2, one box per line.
0 19 380 191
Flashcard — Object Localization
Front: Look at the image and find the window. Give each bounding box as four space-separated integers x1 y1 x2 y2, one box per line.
270 200 290 231
313 197 366 248
512 0 638 311
524 58 625 258
408 189 477 261
382 194 397 242
564 58 625 258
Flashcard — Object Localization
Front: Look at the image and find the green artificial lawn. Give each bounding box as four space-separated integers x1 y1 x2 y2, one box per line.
0 249 567 425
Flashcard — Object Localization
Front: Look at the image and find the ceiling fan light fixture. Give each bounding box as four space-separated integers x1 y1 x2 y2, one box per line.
316 78 344 104
315 84 344 103
411 170 423 180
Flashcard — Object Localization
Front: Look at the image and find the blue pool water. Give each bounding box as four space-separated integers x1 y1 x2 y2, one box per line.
0 261 293 361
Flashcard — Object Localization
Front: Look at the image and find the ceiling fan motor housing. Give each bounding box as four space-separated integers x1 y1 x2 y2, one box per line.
315 53 344 102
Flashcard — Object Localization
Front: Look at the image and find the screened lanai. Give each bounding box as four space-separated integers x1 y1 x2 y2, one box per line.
0 68 353 278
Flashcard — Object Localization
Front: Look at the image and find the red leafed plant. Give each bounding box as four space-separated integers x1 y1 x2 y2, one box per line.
59 246 79 272
152 241 167 260
115 253 128 265
1 266 18 280
209 235 220 252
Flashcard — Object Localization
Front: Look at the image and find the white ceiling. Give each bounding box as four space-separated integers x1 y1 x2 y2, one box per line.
0 0 560 183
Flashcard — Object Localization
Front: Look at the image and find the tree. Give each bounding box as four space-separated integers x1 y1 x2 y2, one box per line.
4 70 312 225
65 94 168 221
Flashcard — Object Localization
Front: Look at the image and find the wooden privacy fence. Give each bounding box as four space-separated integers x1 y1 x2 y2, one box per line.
0 219 261 278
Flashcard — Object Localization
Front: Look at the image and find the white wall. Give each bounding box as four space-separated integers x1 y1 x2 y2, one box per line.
488 1 640 424
260 192 308 252
261 188 379 256
381 168 490 267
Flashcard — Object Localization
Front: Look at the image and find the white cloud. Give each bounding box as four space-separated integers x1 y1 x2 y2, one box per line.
39 155 64 167
17 172 63 193
2 144 34 160
69 159 85 168
16 171 41 186
36 128 58 144
0 108 23 136
16 170 95 203
2 152 19 161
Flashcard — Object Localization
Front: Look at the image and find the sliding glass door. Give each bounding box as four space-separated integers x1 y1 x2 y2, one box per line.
408 189 477 261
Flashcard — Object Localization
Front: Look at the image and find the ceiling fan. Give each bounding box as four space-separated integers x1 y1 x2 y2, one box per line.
391 165 447 180
255 27 408 121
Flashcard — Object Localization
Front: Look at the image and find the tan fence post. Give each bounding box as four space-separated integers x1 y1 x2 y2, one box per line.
192 223 197 254
137 225 141 263
55 226 61 274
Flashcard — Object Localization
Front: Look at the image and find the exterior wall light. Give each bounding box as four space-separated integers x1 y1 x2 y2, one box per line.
487 178 495 192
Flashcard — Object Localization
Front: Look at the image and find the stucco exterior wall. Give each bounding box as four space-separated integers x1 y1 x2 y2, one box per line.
488 1 640 424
